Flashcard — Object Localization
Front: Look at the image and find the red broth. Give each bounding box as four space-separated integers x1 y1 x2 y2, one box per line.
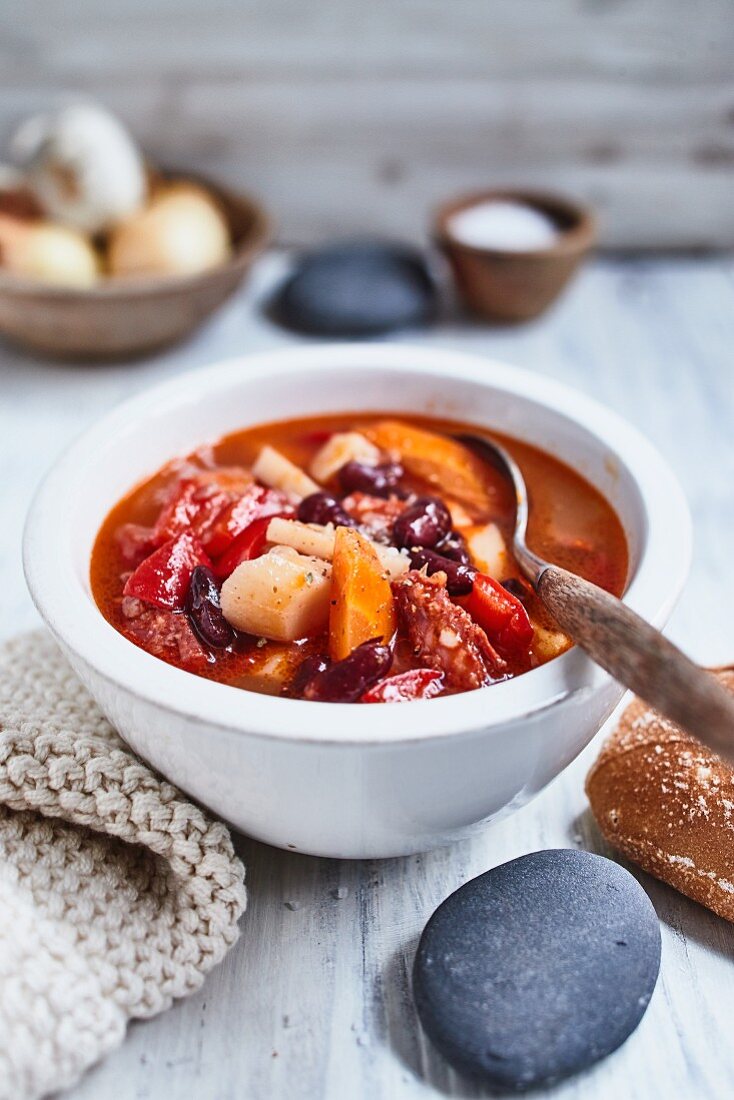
91 413 628 702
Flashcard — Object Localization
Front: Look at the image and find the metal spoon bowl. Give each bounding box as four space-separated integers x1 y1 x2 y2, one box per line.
457 432 734 761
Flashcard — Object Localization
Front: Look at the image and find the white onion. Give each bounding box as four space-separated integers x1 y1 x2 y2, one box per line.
108 182 231 279
0 213 99 287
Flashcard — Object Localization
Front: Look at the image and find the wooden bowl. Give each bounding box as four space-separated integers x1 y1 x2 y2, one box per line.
0 174 271 359
434 189 596 323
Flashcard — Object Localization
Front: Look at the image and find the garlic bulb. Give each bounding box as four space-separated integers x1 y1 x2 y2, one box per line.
11 103 147 234
108 182 231 279
0 213 99 287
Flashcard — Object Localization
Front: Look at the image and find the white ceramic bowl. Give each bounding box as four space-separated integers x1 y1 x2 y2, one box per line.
24 345 691 858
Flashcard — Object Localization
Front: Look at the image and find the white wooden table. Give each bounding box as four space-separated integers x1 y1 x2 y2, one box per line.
2 254 733 1099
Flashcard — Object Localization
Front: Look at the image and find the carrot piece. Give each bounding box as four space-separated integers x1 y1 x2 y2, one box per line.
364 419 493 513
329 526 396 660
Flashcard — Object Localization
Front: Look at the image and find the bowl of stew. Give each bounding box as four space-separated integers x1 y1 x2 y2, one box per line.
24 345 691 857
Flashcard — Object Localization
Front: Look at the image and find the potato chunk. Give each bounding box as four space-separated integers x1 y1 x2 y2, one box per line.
265 517 409 579
220 546 331 642
252 445 320 500
267 516 336 559
309 431 381 484
445 499 473 529
466 522 509 578
533 623 571 662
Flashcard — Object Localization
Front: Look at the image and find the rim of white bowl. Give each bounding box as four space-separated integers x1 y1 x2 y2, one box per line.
23 344 692 745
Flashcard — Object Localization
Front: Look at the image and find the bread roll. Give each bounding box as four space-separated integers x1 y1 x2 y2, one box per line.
586 668 734 921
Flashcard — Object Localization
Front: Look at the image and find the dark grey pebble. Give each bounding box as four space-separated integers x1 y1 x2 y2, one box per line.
271 240 437 336
413 849 661 1091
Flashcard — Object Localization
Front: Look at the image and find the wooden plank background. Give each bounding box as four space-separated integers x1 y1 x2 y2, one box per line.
1 1 733 249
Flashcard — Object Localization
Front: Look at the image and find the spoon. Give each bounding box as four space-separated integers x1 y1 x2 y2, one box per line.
457 432 734 762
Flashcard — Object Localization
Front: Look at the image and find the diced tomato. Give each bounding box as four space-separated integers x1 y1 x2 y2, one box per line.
203 485 293 557
123 532 212 610
298 429 333 447
212 513 288 579
152 478 232 546
361 668 445 704
460 573 533 657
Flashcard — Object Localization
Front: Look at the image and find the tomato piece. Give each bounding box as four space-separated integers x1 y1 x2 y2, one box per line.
361 668 444 704
123 532 212 610
212 513 286 579
202 501 239 558
298 429 332 447
203 485 293 557
152 478 232 546
461 573 533 657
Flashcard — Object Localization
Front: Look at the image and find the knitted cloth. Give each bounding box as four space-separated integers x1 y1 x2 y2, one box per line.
0 632 247 1100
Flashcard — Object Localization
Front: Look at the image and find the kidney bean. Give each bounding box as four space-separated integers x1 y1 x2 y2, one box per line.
185 565 234 649
283 653 331 698
297 492 357 528
502 577 530 604
438 531 473 567
410 547 476 596
300 640 393 703
393 497 452 550
338 460 405 498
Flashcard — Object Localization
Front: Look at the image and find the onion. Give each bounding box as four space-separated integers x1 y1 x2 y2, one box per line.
108 182 231 279
0 213 99 287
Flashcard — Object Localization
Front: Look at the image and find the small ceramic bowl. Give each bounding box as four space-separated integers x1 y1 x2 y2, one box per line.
0 173 271 360
24 345 690 858
434 188 596 323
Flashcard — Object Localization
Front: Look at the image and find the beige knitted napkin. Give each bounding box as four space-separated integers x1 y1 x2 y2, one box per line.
0 632 247 1100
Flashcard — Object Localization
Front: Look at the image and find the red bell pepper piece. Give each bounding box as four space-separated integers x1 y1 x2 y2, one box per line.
123 532 212 610
461 573 533 657
212 513 288 579
203 485 293 557
361 668 445 704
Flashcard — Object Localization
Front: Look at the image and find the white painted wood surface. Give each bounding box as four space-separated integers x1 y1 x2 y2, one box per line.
2 253 734 1098
2 2 733 248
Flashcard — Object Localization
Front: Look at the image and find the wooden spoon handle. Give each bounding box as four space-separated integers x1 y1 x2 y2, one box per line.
537 565 734 762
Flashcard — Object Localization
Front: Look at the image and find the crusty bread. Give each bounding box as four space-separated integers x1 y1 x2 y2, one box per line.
586 668 734 921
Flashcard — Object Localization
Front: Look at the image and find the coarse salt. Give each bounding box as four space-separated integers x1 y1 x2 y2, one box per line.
448 200 559 252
